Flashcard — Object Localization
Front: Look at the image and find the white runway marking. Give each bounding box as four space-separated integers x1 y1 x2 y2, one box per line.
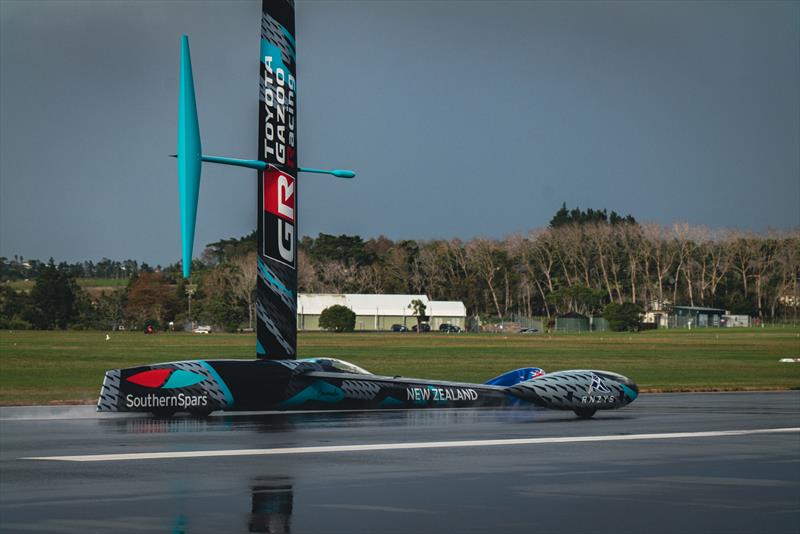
23 427 799 462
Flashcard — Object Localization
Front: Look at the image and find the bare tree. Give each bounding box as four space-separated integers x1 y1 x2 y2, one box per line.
621 223 644 305
672 223 694 305
466 238 505 320
642 224 677 307
381 246 412 293
729 231 759 300
415 241 446 298
586 224 618 302
505 234 533 317
705 234 729 304
441 238 483 314
553 225 592 287
297 248 317 292
530 229 557 293
751 233 781 318
229 252 258 330
352 264 387 294
316 260 355 293
689 227 728 306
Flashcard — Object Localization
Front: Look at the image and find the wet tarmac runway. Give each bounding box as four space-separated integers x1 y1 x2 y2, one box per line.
1 392 799 533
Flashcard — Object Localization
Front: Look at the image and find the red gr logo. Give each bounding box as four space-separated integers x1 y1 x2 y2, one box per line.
263 167 296 266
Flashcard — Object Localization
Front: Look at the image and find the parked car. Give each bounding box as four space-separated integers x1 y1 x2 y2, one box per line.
390 324 408 332
439 323 461 333
193 325 212 334
411 323 431 332
518 327 539 334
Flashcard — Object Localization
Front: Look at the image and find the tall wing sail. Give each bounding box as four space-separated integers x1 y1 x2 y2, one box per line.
178 36 202 279
257 0 298 359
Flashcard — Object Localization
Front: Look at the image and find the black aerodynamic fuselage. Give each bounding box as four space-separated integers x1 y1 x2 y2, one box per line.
98 358 638 418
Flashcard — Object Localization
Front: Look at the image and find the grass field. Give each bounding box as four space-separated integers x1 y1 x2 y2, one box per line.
0 328 798 405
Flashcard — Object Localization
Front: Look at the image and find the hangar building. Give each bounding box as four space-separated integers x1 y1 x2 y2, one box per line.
297 294 467 331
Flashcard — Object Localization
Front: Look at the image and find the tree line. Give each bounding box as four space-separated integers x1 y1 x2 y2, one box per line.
0 256 256 332
2 205 798 330
1 256 159 281
298 223 798 322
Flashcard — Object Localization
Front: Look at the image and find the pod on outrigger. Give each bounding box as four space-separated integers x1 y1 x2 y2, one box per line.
98 1 638 420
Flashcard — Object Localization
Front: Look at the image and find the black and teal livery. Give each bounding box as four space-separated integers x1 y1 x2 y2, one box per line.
98 0 639 419
98 358 638 418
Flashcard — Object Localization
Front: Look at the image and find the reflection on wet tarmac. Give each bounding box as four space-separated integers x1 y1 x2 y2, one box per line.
103 414 295 434
119 417 232 434
167 478 293 534
171 514 188 534
104 407 542 435
249 477 293 533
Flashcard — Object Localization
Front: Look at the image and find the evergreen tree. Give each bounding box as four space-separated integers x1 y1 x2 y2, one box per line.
550 203 636 227
603 302 643 331
26 261 80 329
0 285 32 329
409 299 428 333
319 305 356 332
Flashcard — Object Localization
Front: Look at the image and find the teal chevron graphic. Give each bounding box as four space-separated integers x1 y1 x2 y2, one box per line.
162 369 205 389
278 380 344 407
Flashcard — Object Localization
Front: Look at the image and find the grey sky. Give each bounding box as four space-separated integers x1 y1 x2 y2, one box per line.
1 0 798 266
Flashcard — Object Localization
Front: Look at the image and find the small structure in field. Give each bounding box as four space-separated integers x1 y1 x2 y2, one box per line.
555 312 590 332
669 306 726 328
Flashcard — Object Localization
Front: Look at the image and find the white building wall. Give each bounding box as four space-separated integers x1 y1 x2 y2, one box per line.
297 294 467 331
723 315 751 327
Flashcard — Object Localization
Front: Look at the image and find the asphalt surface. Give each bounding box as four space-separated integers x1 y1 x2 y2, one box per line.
1 392 799 533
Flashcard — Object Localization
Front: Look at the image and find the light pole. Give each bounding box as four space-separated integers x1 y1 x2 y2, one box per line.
186 283 197 330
